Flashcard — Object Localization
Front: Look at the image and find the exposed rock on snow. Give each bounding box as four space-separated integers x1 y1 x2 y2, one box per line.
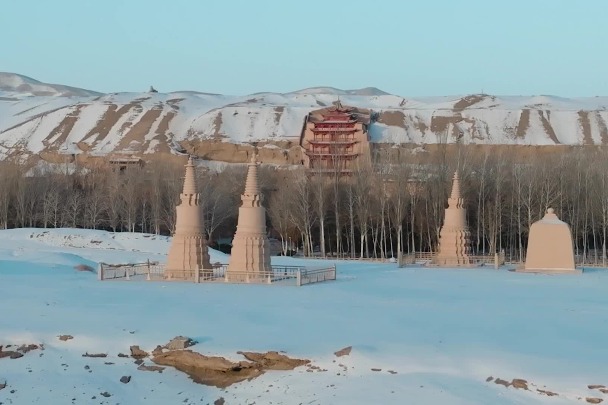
137 363 165 373
536 388 558 396
82 352 107 358
493 378 512 387
0 344 40 359
236 351 310 371
491 376 565 398
152 350 309 388
129 345 148 359
164 336 196 350
58 335 73 341
16 344 40 354
510 379 529 390
152 350 264 388
334 346 352 357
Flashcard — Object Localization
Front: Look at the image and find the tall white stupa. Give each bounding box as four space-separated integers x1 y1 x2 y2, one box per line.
165 156 211 280
226 152 271 282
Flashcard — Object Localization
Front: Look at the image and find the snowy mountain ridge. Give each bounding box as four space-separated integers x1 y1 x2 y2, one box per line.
1 72 608 161
0 72 101 97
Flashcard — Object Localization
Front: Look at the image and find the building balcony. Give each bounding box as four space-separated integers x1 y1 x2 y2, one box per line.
308 168 354 175
306 151 359 159
318 118 357 124
311 126 357 132
308 139 358 145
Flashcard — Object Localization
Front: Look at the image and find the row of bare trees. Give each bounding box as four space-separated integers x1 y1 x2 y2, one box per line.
1 146 607 261
0 160 258 248
268 146 608 262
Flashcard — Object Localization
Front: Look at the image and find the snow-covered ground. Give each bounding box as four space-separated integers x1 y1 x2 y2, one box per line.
0 228 607 404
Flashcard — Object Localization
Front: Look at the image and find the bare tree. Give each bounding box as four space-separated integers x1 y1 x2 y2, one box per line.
287 172 316 256
268 171 298 255
310 175 330 257
386 157 411 261
353 166 375 258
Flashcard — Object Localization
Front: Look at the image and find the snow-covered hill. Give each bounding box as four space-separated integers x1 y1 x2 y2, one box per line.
1 72 608 160
0 72 100 97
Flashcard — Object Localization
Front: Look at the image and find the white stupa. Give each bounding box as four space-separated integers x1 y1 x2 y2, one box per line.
520 208 579 274
226 152 271 282
434 172 472 266
165 156 211 280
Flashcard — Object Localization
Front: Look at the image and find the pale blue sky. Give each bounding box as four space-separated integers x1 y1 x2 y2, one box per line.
1 0 606 96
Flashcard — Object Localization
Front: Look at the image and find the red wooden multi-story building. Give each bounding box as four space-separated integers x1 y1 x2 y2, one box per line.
301 101 372 176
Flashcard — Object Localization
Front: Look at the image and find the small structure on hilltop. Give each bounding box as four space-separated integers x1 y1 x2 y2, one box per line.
519 208 579 274
434 172 472 266
165 156 211 280
300 100 372 177
226 152 272 282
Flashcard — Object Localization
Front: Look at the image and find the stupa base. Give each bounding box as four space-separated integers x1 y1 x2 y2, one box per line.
432 256 474 267
516 267 581 275
164 269 196 280
225 271 272 284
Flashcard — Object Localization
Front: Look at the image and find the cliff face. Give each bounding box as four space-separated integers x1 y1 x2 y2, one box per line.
1 73 608 163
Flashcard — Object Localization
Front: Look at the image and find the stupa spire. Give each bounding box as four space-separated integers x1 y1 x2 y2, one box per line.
448 171 463 209
243 151 260 199
181 156 197 196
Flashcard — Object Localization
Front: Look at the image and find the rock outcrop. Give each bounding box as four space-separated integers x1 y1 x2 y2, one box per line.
152 350 309 388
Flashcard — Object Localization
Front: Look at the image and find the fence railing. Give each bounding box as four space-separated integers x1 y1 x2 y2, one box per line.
293 255 394 263
299 266 337 285
98 262 337 286
398 252 505 268
97 260 165 281
485 255 608 269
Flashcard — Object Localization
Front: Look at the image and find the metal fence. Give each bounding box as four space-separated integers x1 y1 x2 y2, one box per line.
98 261 336 287
488 255 608 269
296 255 393 263
299 266 337 285
398 252 505 268
97 260 165 281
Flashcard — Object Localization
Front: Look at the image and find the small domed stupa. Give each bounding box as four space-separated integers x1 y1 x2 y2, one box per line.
520 208 579 274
